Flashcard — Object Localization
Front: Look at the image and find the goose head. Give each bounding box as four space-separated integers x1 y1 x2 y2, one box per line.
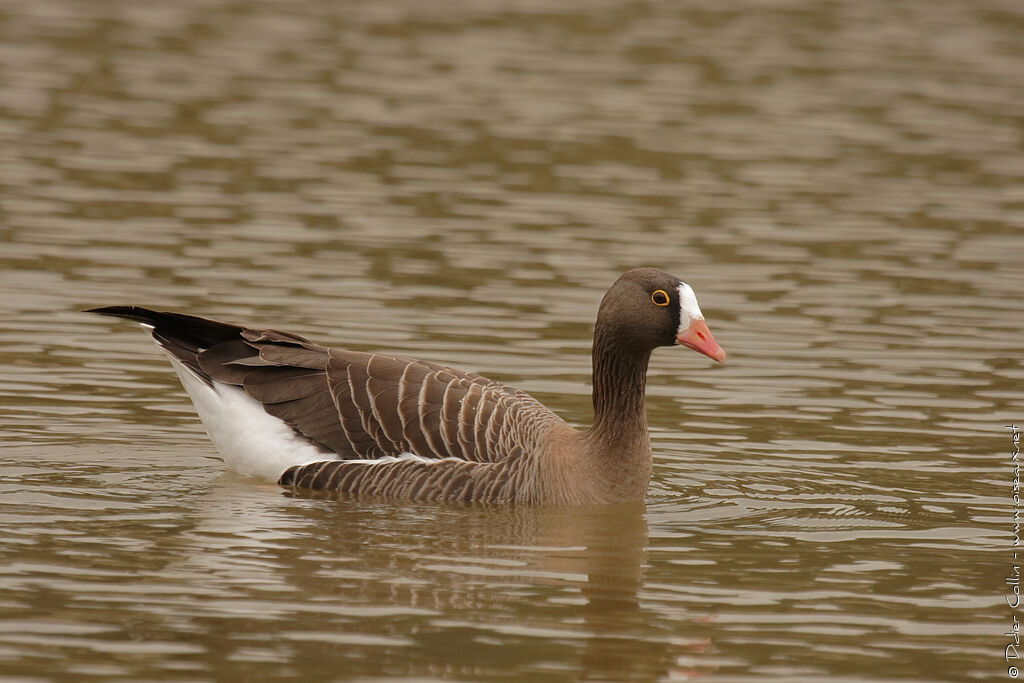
595 267 726 363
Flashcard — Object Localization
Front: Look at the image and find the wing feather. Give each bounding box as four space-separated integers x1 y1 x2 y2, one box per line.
366 354 406 449
90 306 569 500
177 323 566 467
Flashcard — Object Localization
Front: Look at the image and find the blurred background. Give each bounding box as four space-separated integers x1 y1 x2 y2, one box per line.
1 1 1021 680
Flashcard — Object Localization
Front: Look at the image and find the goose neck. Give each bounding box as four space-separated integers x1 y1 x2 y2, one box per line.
586 332 652 450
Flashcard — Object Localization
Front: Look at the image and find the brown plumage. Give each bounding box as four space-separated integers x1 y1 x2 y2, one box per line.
86 267 725 505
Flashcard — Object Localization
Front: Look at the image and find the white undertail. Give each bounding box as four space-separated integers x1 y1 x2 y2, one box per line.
167 356 338 482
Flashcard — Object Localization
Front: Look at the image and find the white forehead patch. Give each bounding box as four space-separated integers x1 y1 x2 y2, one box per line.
676 282 704 335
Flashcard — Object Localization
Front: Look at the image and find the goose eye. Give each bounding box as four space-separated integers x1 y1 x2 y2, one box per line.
651 289 670 306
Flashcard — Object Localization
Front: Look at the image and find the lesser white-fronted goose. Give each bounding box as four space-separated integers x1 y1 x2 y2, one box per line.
87 267 725 505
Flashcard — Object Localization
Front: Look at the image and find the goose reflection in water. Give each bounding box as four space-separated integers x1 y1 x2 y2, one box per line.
153 477 709 680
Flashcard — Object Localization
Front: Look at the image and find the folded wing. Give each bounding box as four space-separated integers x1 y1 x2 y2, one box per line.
194 327 563 466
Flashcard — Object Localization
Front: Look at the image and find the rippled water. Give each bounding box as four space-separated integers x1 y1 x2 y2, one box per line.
1 0 1021 680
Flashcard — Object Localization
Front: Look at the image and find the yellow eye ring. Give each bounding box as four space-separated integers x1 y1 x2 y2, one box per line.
651 289 670 306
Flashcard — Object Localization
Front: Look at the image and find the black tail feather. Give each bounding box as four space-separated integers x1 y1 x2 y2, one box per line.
85 306 245 351
85 305 248 384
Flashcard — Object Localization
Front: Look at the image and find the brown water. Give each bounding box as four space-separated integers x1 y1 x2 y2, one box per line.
1 0 1021 680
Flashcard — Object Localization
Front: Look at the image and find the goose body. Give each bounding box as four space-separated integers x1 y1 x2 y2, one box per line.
88 268 725 505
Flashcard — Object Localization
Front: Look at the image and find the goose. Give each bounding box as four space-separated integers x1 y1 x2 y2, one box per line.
87 267 725 505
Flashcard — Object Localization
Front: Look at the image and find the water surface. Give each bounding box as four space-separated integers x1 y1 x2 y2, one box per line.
1 0 1021 680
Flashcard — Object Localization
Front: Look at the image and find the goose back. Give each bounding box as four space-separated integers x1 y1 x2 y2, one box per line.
123 310 568 470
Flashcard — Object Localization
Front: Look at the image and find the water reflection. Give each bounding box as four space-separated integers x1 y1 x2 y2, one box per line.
163 478 660 678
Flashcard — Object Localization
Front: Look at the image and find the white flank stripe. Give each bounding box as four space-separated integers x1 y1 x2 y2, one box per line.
346 452 461 466
167 357 339 482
